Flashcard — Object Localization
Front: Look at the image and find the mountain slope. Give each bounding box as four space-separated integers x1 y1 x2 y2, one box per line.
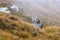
0 12 60 40
0 12 42 40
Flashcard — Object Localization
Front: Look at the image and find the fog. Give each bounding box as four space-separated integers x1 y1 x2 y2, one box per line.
2 0 60 26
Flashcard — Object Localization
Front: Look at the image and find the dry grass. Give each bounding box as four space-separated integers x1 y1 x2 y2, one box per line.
0 12 60 40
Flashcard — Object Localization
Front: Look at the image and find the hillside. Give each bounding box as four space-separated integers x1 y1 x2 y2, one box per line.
0 12 42 40
0 12 60 40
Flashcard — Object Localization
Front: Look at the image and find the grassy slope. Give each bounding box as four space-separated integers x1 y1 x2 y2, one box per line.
0 12 60 40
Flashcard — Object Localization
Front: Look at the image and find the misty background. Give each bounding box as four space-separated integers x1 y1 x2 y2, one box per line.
0 0 60 26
